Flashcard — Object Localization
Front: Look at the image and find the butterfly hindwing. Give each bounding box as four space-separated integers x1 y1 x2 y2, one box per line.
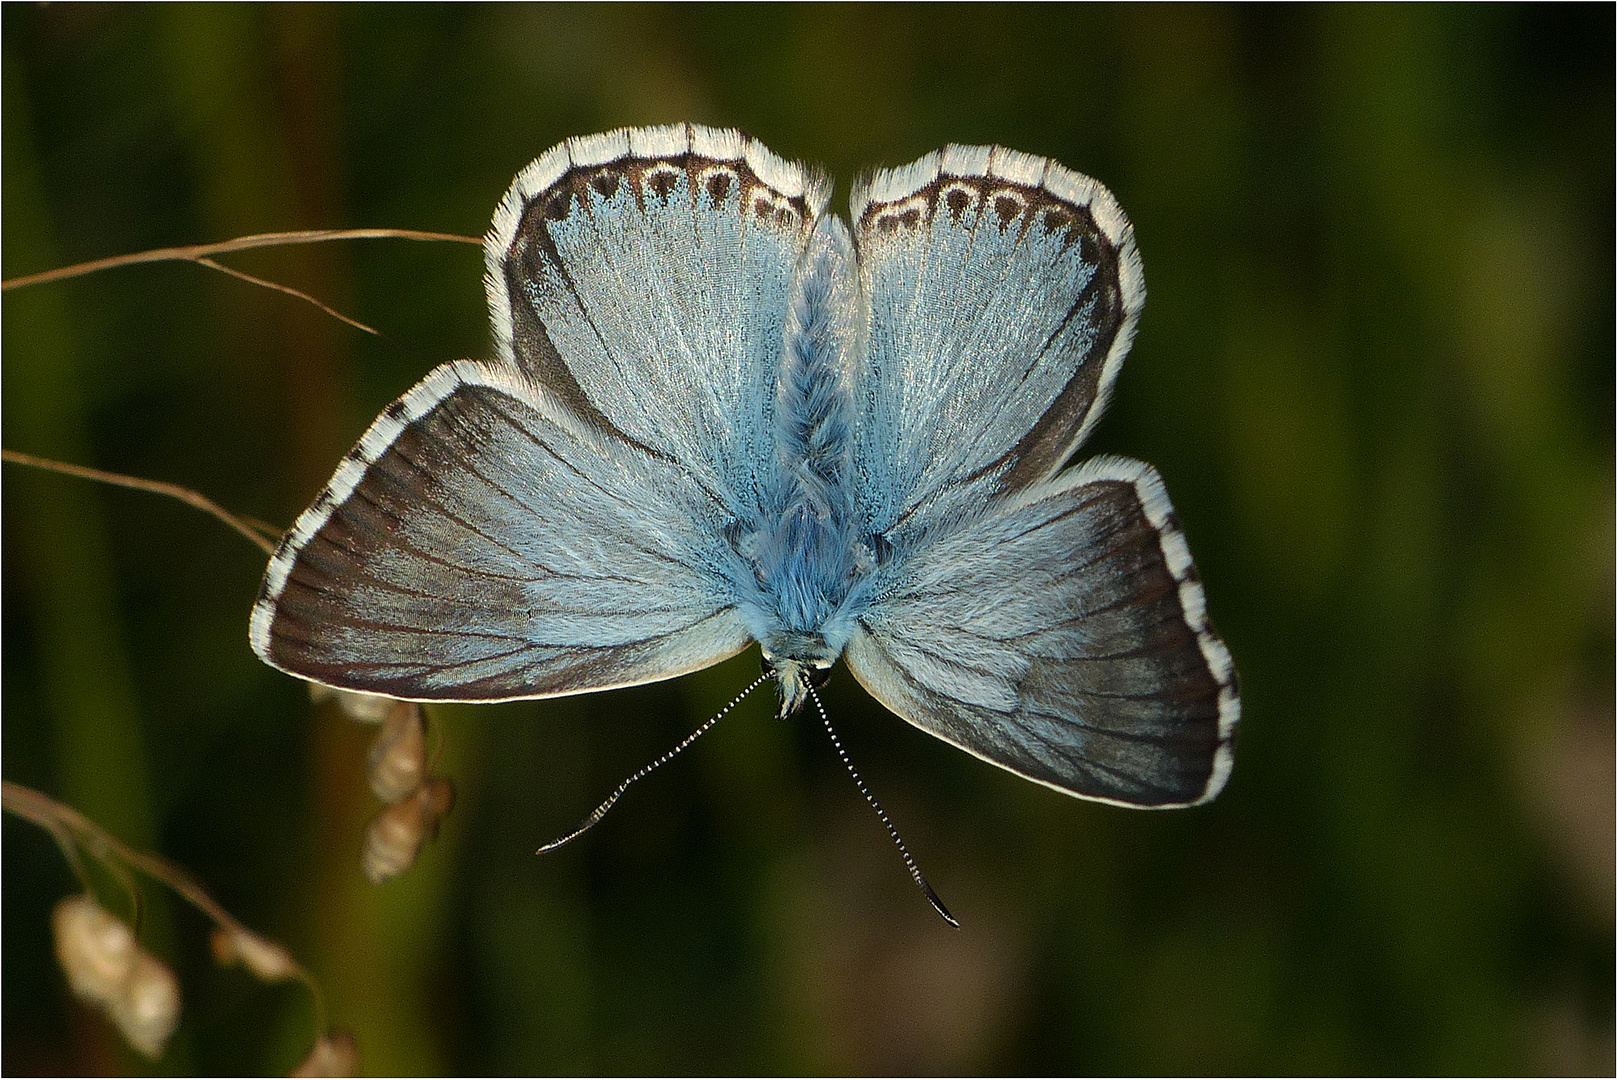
251 361 751 701
845 457 1237 807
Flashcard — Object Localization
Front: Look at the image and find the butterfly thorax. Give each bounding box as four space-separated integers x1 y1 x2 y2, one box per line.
730 215 876 714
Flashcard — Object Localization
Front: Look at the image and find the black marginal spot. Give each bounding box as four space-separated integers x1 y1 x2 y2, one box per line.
774 206 795 228
945 187 971 220
876 213 899 235
591 170 621 200
753 195 774 220
994 194 1022 229
706 172 733 206
543 191 573 222
898 207 922 229
1042 208 1072 234
648 169 679 202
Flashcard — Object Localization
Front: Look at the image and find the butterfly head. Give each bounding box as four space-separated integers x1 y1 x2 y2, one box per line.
759 634 836 718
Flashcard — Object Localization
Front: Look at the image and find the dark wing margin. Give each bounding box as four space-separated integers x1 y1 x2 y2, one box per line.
250 360 751 702
844 456 1238 807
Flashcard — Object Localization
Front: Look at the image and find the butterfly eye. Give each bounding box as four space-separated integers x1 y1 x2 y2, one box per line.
805 665 832 691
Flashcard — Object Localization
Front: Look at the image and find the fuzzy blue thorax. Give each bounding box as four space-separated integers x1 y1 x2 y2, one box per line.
734 216 872 711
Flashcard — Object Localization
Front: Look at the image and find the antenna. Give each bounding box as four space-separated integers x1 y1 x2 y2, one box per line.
536 672 771 854
807 683 959 928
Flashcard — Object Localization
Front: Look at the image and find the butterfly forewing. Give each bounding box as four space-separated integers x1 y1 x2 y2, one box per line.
849 145 1145 539
488 123 829 507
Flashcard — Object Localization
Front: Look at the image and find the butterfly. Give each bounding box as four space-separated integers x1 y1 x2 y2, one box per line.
250 123 1238 829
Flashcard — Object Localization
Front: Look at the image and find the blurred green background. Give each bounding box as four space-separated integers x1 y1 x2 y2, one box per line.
3 4 1612 1074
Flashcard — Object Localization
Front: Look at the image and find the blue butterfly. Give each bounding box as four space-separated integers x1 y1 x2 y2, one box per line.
251 124 1238 844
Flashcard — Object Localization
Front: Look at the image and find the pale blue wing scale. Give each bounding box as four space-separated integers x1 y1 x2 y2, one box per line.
849 145 1146 539
843 457 1239 807
486 123 831 510
250 361 751 701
